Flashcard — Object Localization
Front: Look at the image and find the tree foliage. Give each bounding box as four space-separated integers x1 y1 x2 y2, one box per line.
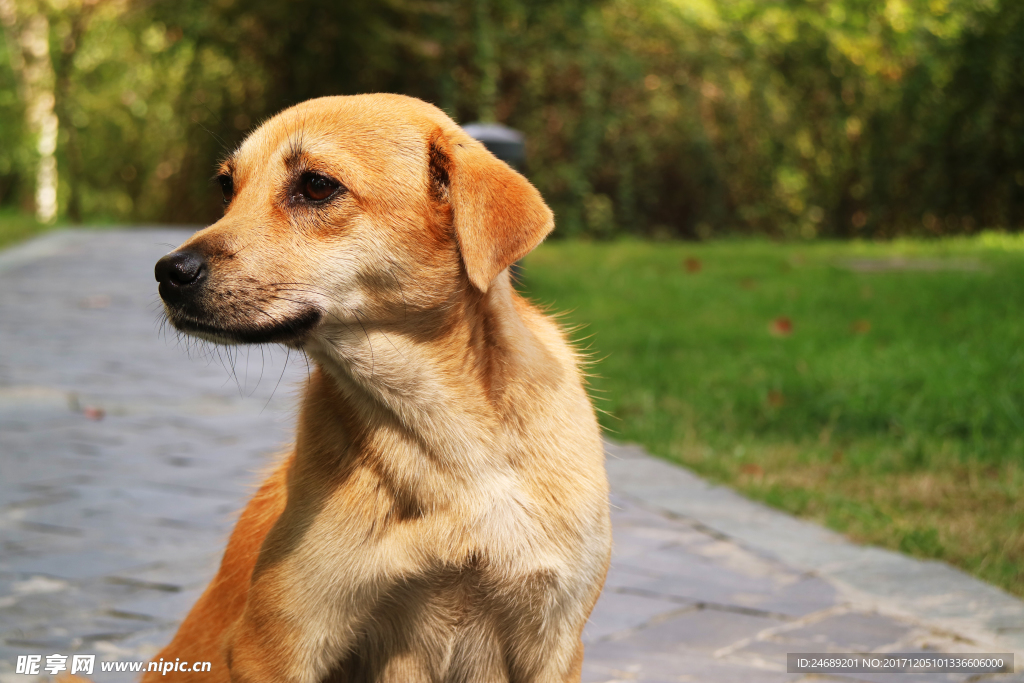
1 0 1021 237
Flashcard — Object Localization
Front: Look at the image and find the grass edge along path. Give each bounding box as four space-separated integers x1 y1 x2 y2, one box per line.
0 210 56 251
521 234 1024 599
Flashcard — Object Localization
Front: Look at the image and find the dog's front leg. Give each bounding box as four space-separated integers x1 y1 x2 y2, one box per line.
222 526 374 683
226 601 318 683
225 559 365 683
222 469 389 683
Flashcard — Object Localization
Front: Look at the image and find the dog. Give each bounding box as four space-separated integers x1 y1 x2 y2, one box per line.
145 94 611 682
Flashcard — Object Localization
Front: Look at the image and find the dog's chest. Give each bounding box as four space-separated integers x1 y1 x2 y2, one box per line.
325 542 568 683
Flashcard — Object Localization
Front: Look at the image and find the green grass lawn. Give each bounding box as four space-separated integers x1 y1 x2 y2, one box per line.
0 209 53 250
521 234 1024 598
0 210 125 251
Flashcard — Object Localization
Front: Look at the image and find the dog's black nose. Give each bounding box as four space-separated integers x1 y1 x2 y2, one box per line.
155 251 206 300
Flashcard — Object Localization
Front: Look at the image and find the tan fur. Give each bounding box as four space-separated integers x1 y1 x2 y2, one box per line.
148 94 611 683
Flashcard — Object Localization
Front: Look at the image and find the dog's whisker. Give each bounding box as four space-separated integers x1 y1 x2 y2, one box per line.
244 345 251 395
224 299 297 400
227 344 244 396
262 346 291 414
195 116 229 151
226 240 254 259
257 344 267 397
302 350 312 385
212 345 235 392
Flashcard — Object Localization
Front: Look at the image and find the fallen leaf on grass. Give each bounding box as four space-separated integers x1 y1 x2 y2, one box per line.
851 319 871 334
683 257 702 273
769 317 793 336
83 406 105 421
767 390 785 407
740 278 757 290
739 463 764 476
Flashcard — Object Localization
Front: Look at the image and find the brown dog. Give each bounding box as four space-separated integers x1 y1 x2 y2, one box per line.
147 94 611 682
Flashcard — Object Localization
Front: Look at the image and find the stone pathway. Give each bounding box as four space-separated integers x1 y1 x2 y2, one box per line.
0 229 1021 683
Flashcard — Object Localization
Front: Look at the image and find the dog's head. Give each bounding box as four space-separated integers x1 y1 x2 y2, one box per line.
155 94 553 347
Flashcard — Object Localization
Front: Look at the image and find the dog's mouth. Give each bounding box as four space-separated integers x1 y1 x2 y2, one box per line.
165 307 323 346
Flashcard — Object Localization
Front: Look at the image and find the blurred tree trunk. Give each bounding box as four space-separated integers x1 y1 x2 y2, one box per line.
50 3 95 224
0 0 58 223
474 0 497 122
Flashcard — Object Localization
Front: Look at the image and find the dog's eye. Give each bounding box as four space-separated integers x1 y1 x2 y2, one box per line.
299 173 341 203
217 175 234 204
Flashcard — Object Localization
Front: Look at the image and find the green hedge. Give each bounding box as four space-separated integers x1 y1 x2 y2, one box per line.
1 0 1021 237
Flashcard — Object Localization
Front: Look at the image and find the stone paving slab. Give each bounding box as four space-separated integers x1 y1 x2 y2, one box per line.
0 229 1021 683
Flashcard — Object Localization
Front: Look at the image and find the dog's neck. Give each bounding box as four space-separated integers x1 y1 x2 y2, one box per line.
299 271 541 480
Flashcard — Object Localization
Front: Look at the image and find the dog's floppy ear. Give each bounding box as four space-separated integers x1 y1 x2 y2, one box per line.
429 130 554 293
